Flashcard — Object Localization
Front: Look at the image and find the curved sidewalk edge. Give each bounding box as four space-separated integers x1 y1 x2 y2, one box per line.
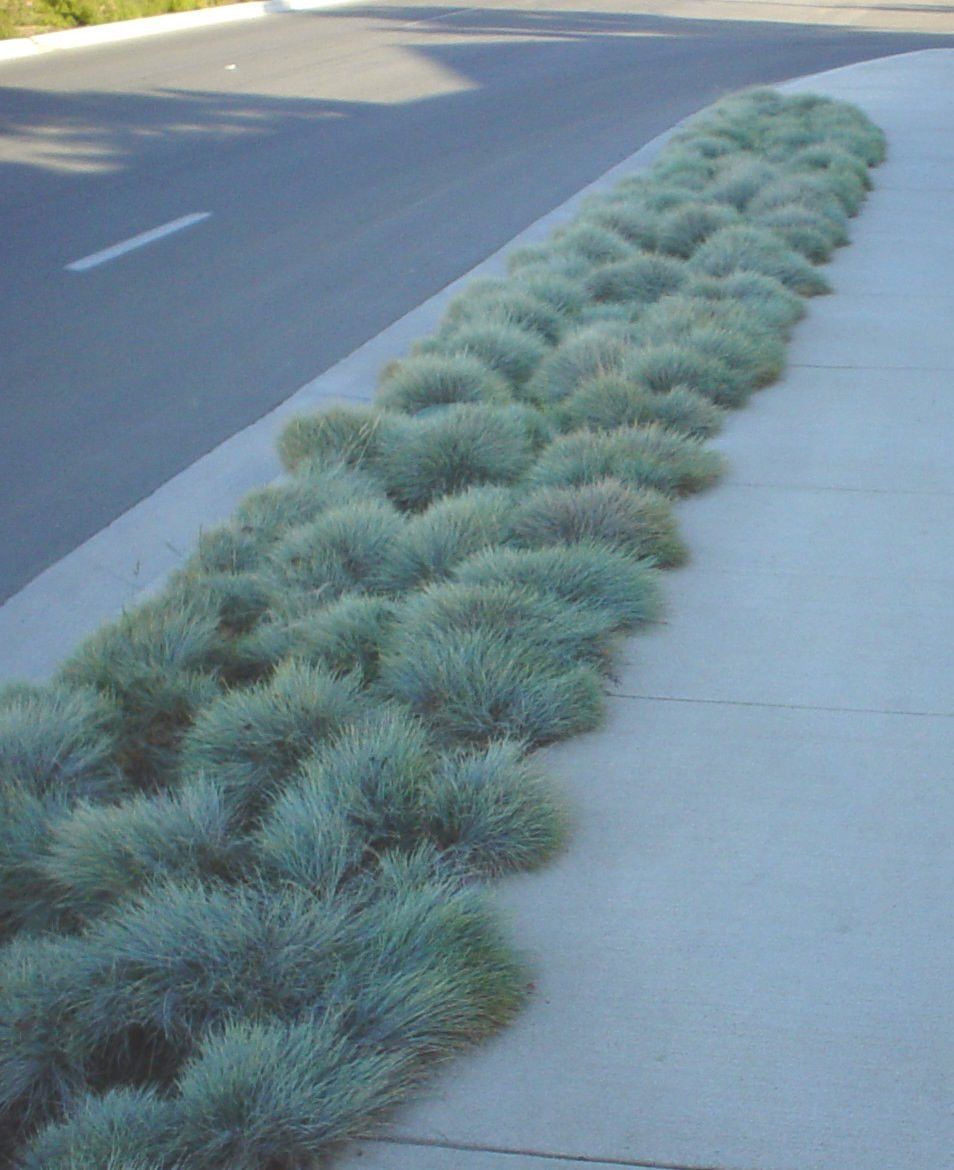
0 0 364 63
333 47 954 1170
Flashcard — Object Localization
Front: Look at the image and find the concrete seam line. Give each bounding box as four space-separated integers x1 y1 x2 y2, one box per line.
357 1133 737 1170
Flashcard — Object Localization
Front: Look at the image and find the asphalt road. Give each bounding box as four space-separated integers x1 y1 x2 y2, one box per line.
1 2 951 602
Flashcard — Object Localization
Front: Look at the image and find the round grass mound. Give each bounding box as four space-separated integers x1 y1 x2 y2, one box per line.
526 423 725 497
558 372 725 438
377 352 513 414
374 403 543 510
510 477 688 567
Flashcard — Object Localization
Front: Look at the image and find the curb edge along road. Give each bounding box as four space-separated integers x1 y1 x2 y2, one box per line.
0 117 684 681
0 49 937 681
0 0 365 62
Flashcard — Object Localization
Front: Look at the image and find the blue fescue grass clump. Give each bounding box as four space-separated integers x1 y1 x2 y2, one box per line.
525 323 636 406
378 486 515 592
284 708 438 854
585 251 687 305
527 423 725 497
165 1013 411 1170
267 499 404 600
226 463 383 548
690 224 832 295
0 935 86 1145
236 594 400 685
17 1088 174 1170
377 583 611 746
623 340 752 407
453 544 663 631
422 740 568 875
179 661 366 821
558 372 725 438
0 683 122 803
0 785 68 939
164 876 525 1170
277 404 392 473
510 478 688 567
442 282 566 343
683 270 805 333
41 778 241 926
377 351 512 414
67 883 352 1074
0 88 885 1168
374 404 544 509
653 200 740 257
57 599 222 790
416 320 549 391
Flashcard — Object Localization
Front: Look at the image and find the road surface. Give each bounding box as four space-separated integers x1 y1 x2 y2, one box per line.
1 0 951 600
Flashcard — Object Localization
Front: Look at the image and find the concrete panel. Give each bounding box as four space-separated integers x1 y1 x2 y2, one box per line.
672 483 954 583
715 366 954 494
337 698 953 1170
615 566 954 713
788 295 954 369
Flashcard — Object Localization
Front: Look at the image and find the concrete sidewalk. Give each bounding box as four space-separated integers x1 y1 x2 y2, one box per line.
334 50 954 1170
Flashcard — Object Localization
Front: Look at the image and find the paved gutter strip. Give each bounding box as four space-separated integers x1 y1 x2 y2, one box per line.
0 126 677 681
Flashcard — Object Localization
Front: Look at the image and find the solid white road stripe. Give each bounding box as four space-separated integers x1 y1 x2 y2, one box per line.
65 212 211 272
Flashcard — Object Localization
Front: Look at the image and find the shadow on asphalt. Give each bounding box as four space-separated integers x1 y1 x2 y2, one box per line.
1 3 953 601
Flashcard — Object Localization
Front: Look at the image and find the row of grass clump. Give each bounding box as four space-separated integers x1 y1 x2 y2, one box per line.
0 88 885 1170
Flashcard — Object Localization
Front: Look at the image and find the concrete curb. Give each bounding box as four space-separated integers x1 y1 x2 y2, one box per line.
1 49 944 681
0 0 365 63
0 116 681 681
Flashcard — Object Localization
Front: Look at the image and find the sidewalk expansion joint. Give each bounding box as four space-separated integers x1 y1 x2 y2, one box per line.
356 1134 745 1170
790 362 954 372
728 480 953 497
607 691 954 719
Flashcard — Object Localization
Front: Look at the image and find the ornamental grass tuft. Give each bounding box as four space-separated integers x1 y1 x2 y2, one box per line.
377 583 611 746
0 785 69 939
17 1088 174 1170
378 485 515 593
525 324 635 407
690 224 832 296
624 340 752 407
179 660 366 821
585 251 686 305
422 740 568 875
0 935 86 1145
57 599 223 790
267 499 404 600
277 404 393 473
376 352 512 414
509 478 687 567
527 423 725 497
558 372 725 439
454 543 663 630
0 682 122 803
416 320 549 390
374 404 542 510
653 200 740 257
236 594 400 685
442 283 565 344
41 777 241 926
